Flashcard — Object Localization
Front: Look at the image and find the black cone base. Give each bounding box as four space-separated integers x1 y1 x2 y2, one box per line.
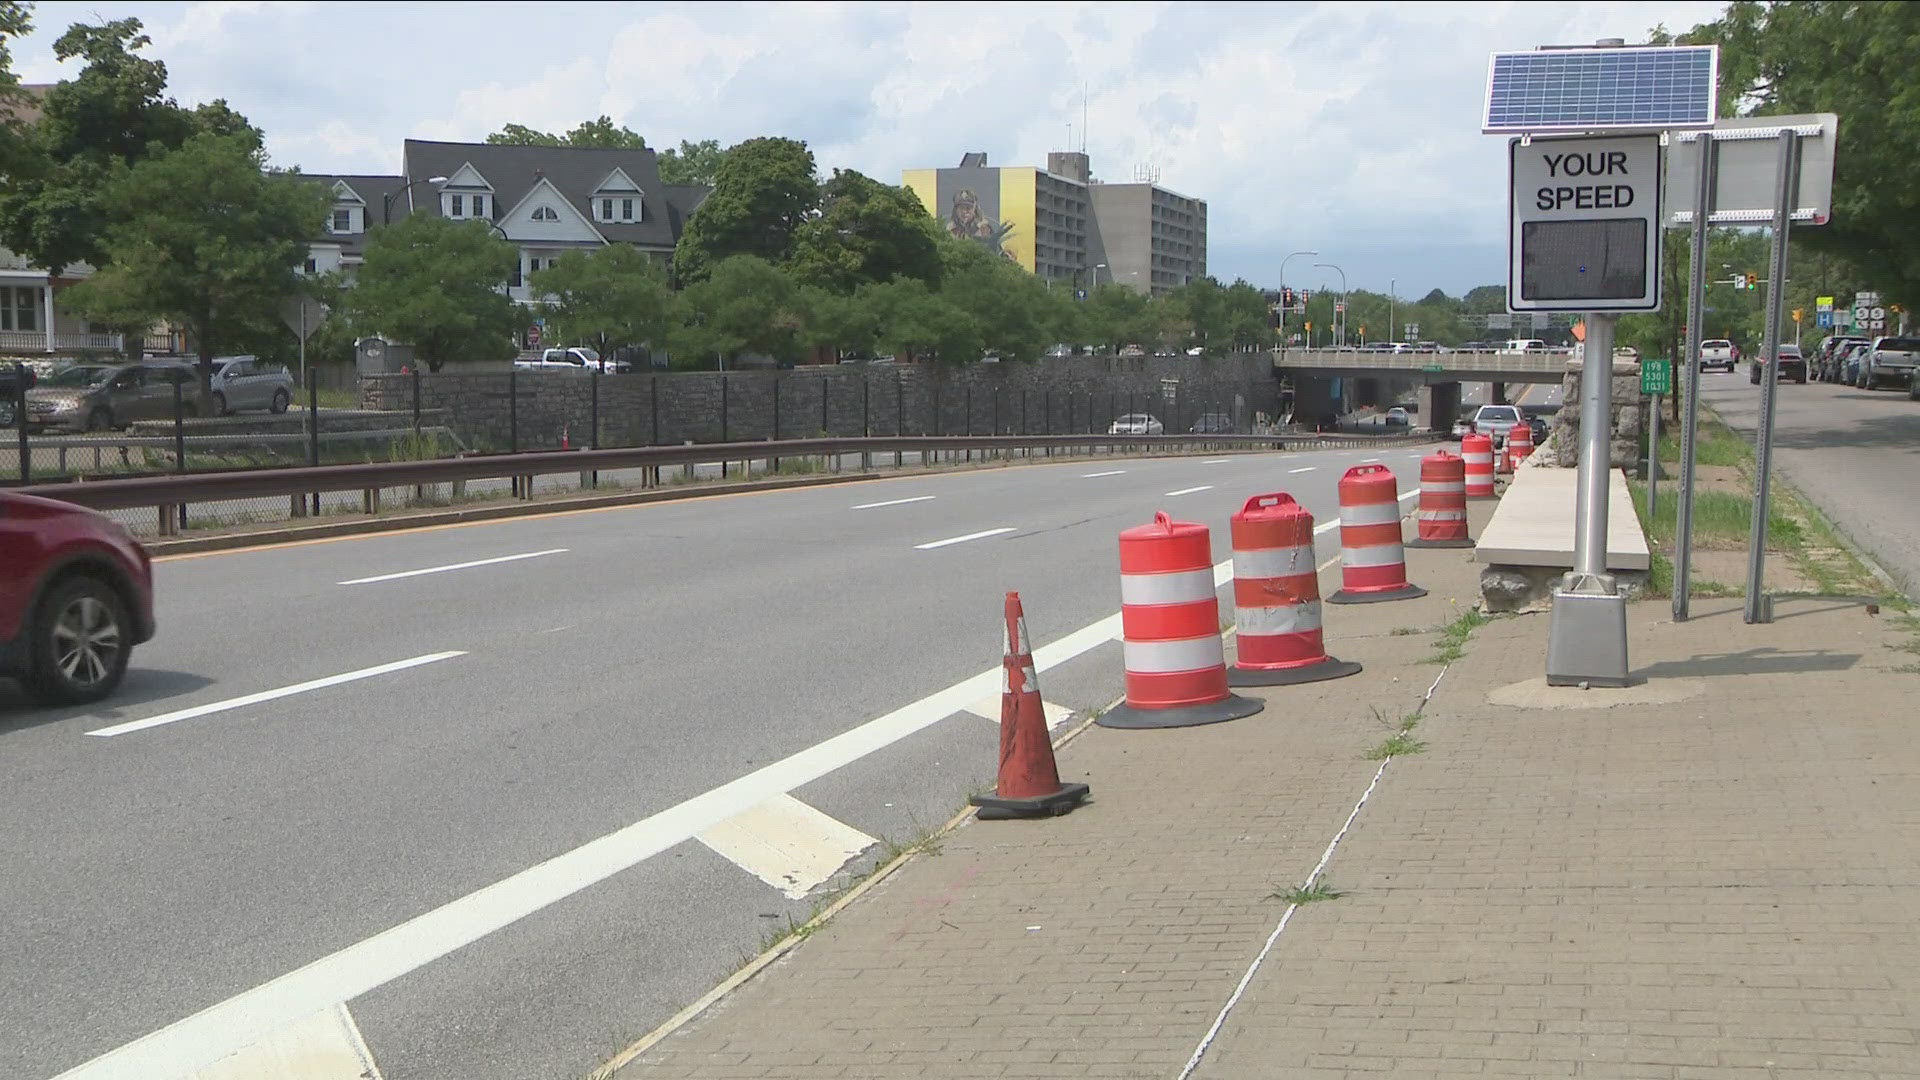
1096 693 1265 729
1327 583 1429 604
1406 536 1475 549
971 782 1091 820
1228 656 1363 687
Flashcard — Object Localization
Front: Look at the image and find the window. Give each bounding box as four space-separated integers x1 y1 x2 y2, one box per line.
330 208 352 233
601 198 613 221
449 194 464 217
1 285 40 331
621 198 635 221
509 259 523 288
532 206 559 222
304 257 317 274
471 195 486 218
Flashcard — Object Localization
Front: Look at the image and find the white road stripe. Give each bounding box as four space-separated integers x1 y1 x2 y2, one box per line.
852 495 935 510
186 1004 381 1080
1163 485 1214 496
1082 470 1127 478
85 653 466 738
1288 466 1316 474
695 794 877 900
914 527 1015 550
964 694 1074 728
1361 457 1382 463
1201 458 1233 464
337 549 567 585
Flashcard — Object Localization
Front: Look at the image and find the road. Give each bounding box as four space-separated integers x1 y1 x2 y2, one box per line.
1699 372 1920 593
0 442 1434 1080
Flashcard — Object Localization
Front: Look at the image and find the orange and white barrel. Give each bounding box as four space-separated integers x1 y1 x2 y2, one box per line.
1099 513 1264 728
1408 450 1473 548
1506 420 1535 468
1461 432 1496 498
1327 464 1428 604
1227 493 1361 686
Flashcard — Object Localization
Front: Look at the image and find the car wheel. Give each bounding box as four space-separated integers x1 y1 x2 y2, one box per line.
26 575 132 705
270 388 290 414
86 407 113 432
212 391 228 415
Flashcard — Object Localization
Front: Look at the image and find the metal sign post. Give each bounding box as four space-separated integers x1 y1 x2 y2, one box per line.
1673 133 1713 622
1641 357 1671 516
1744 129 1800 624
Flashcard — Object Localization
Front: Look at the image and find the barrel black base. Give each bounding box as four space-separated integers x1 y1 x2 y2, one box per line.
971 782 1091 820
1228 656 1362 687
1406 537 1475 549
1327 583 1429 604
1096 694 1265 729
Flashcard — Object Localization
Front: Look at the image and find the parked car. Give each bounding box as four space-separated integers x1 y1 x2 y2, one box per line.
23 361 209 432
1108 413 1164 435
1613 346 1642 362
208 356 296 415
1910 366 1920 401
1527 416 1549 443
1458 341 1494 353
1697 339 1736 372
1815 335 1870 381
513 346 630 374
1469 404 1524 446
1838 341 1871 385
1750 343 1807 384
1857 336 1920 391
1189 412 1235 434
0 490 156 704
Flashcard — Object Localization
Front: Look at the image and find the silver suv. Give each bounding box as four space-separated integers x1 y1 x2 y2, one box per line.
209 356 296 415
1857 336 1920 391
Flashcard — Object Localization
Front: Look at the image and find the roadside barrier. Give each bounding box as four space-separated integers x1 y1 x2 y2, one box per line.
1506 421 1534 469
1406 449 1473 549
1226 493 1362 686
1326 464 1428 604
1099 512 1265 729
970 592 1090 819
1461 433 1496 498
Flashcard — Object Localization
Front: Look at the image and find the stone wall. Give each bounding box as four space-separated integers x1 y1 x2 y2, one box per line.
1550 357 1648 469
360 355 1280 452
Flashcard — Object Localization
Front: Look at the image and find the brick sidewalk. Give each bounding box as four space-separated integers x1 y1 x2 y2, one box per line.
622 506 1920 1078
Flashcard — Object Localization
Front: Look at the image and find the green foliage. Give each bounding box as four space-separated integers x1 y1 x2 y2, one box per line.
344 215 520 371
937 237 1058 361
61 132 328 382
0 1 34 173
787 169 943 295
860 277 980 363
673 137 818 284
657 138 728 186
671 255 812 366
530 244 677 354
484 115 647 149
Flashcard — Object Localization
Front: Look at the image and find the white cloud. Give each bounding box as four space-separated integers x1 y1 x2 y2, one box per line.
7 0 1729 293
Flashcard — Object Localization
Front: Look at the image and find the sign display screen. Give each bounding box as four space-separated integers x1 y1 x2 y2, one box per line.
1520 219 1648 301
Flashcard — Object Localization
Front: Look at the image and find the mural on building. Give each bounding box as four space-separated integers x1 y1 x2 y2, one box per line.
947 188 1014 256
936 170 1016 261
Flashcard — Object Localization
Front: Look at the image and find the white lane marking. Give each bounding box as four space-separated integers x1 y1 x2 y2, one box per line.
337 549 567 585
1163 485 1214 496
964 694 1074 728
60 488 1429 1080
85 653 466 738
696 794 877 900
1361 457 1382 463
1202 458 1233 464
1288 467 1316 474
914 527 1015 550
852 495 935 510
187 1004 381 1080
1081 470 1127 478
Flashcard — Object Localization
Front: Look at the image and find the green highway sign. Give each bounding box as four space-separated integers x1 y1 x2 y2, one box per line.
1641 357 1672 395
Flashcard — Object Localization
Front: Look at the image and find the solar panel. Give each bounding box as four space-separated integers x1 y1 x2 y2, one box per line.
1484 45 1717 134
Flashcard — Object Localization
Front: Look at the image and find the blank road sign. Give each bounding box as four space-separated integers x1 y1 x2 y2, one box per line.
1485 46 1717 133
1521 219 1648 301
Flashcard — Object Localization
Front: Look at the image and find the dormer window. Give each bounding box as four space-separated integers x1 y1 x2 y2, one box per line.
443 193 488 220
471 194 487 218
449 194 464 217
595 197 640 223
330 208 353 233
532 206 560 222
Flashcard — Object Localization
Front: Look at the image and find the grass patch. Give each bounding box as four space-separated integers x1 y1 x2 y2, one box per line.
1364 706 1426 760
1654 411 1748 468
1271 881 1347 904
1629 481 1802 547
1424 606 1491 665
1389 626 1422 636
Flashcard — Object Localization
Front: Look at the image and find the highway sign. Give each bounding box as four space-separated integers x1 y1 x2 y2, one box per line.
1641 357 1672 395
1816 295 1834 311
1871 306 1886 321
527 325 543 347
1508 133 1663 312
1406 323 1420 338
1334 302 1346 313
1817 311 1834 328
1666 113 1838 227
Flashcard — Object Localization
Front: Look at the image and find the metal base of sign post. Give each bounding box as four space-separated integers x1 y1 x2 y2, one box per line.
1545 573 1632 687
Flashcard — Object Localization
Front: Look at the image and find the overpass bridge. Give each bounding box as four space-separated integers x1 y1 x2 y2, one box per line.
1272 348 1573 426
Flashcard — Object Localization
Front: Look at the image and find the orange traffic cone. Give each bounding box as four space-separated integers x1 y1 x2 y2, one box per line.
970 593 1091 820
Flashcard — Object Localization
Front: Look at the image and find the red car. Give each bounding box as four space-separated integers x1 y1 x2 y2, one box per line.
1 491 155 704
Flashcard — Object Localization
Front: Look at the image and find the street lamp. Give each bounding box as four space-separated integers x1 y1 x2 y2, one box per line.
1389 277 1396 343
383 175 449 225
1314 263 1346 346
1278 250 1318 350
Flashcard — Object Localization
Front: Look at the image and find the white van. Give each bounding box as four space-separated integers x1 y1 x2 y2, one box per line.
1498 339 1548 354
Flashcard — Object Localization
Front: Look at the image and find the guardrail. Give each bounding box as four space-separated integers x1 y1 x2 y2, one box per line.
15 431 1433 535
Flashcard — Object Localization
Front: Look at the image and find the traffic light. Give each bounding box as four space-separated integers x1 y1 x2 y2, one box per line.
1305 321 1313 332
1302 290 1312 305
1282 287 1294 307
1746 272 1758 289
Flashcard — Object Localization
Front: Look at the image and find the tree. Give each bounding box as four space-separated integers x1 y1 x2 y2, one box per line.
529 244 678 355
61 132 329 385
657 138 728 186
344 215 520 371
1701 1 1920 299
935 237 1059 361
672 137 818 283
787 169 943 295
1461 285 1507 315
0 1 34 175
1221 280 1276 351
485 115 647 149
1080 283 1150 351
671 255 812 366
859 278 981 364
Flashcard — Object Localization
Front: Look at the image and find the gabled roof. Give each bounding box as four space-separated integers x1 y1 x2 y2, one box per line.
591 166 643 193
442 162 494 191
497 175 609 244
301 173 407 256
401 140 699 248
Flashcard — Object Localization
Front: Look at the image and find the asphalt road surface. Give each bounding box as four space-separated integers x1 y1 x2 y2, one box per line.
0 442 1437 1080
1699 371 1920 594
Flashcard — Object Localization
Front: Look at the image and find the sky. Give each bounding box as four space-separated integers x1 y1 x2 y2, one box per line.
10 0 1729 299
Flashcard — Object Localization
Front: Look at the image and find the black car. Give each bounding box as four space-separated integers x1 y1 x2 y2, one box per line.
1750 344 1806 385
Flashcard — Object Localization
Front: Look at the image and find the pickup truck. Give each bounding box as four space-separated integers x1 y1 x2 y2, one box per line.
1469 404 1524 447
513 347 630 374
1858 336 1920 391
1697 339 1737 372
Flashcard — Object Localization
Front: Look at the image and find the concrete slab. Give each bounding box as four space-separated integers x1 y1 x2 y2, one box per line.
1473 464 1650 570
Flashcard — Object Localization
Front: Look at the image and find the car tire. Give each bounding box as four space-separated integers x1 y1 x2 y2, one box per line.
86 407 113 432
212 391 228 415
270 388 290 414
25 575 132 706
